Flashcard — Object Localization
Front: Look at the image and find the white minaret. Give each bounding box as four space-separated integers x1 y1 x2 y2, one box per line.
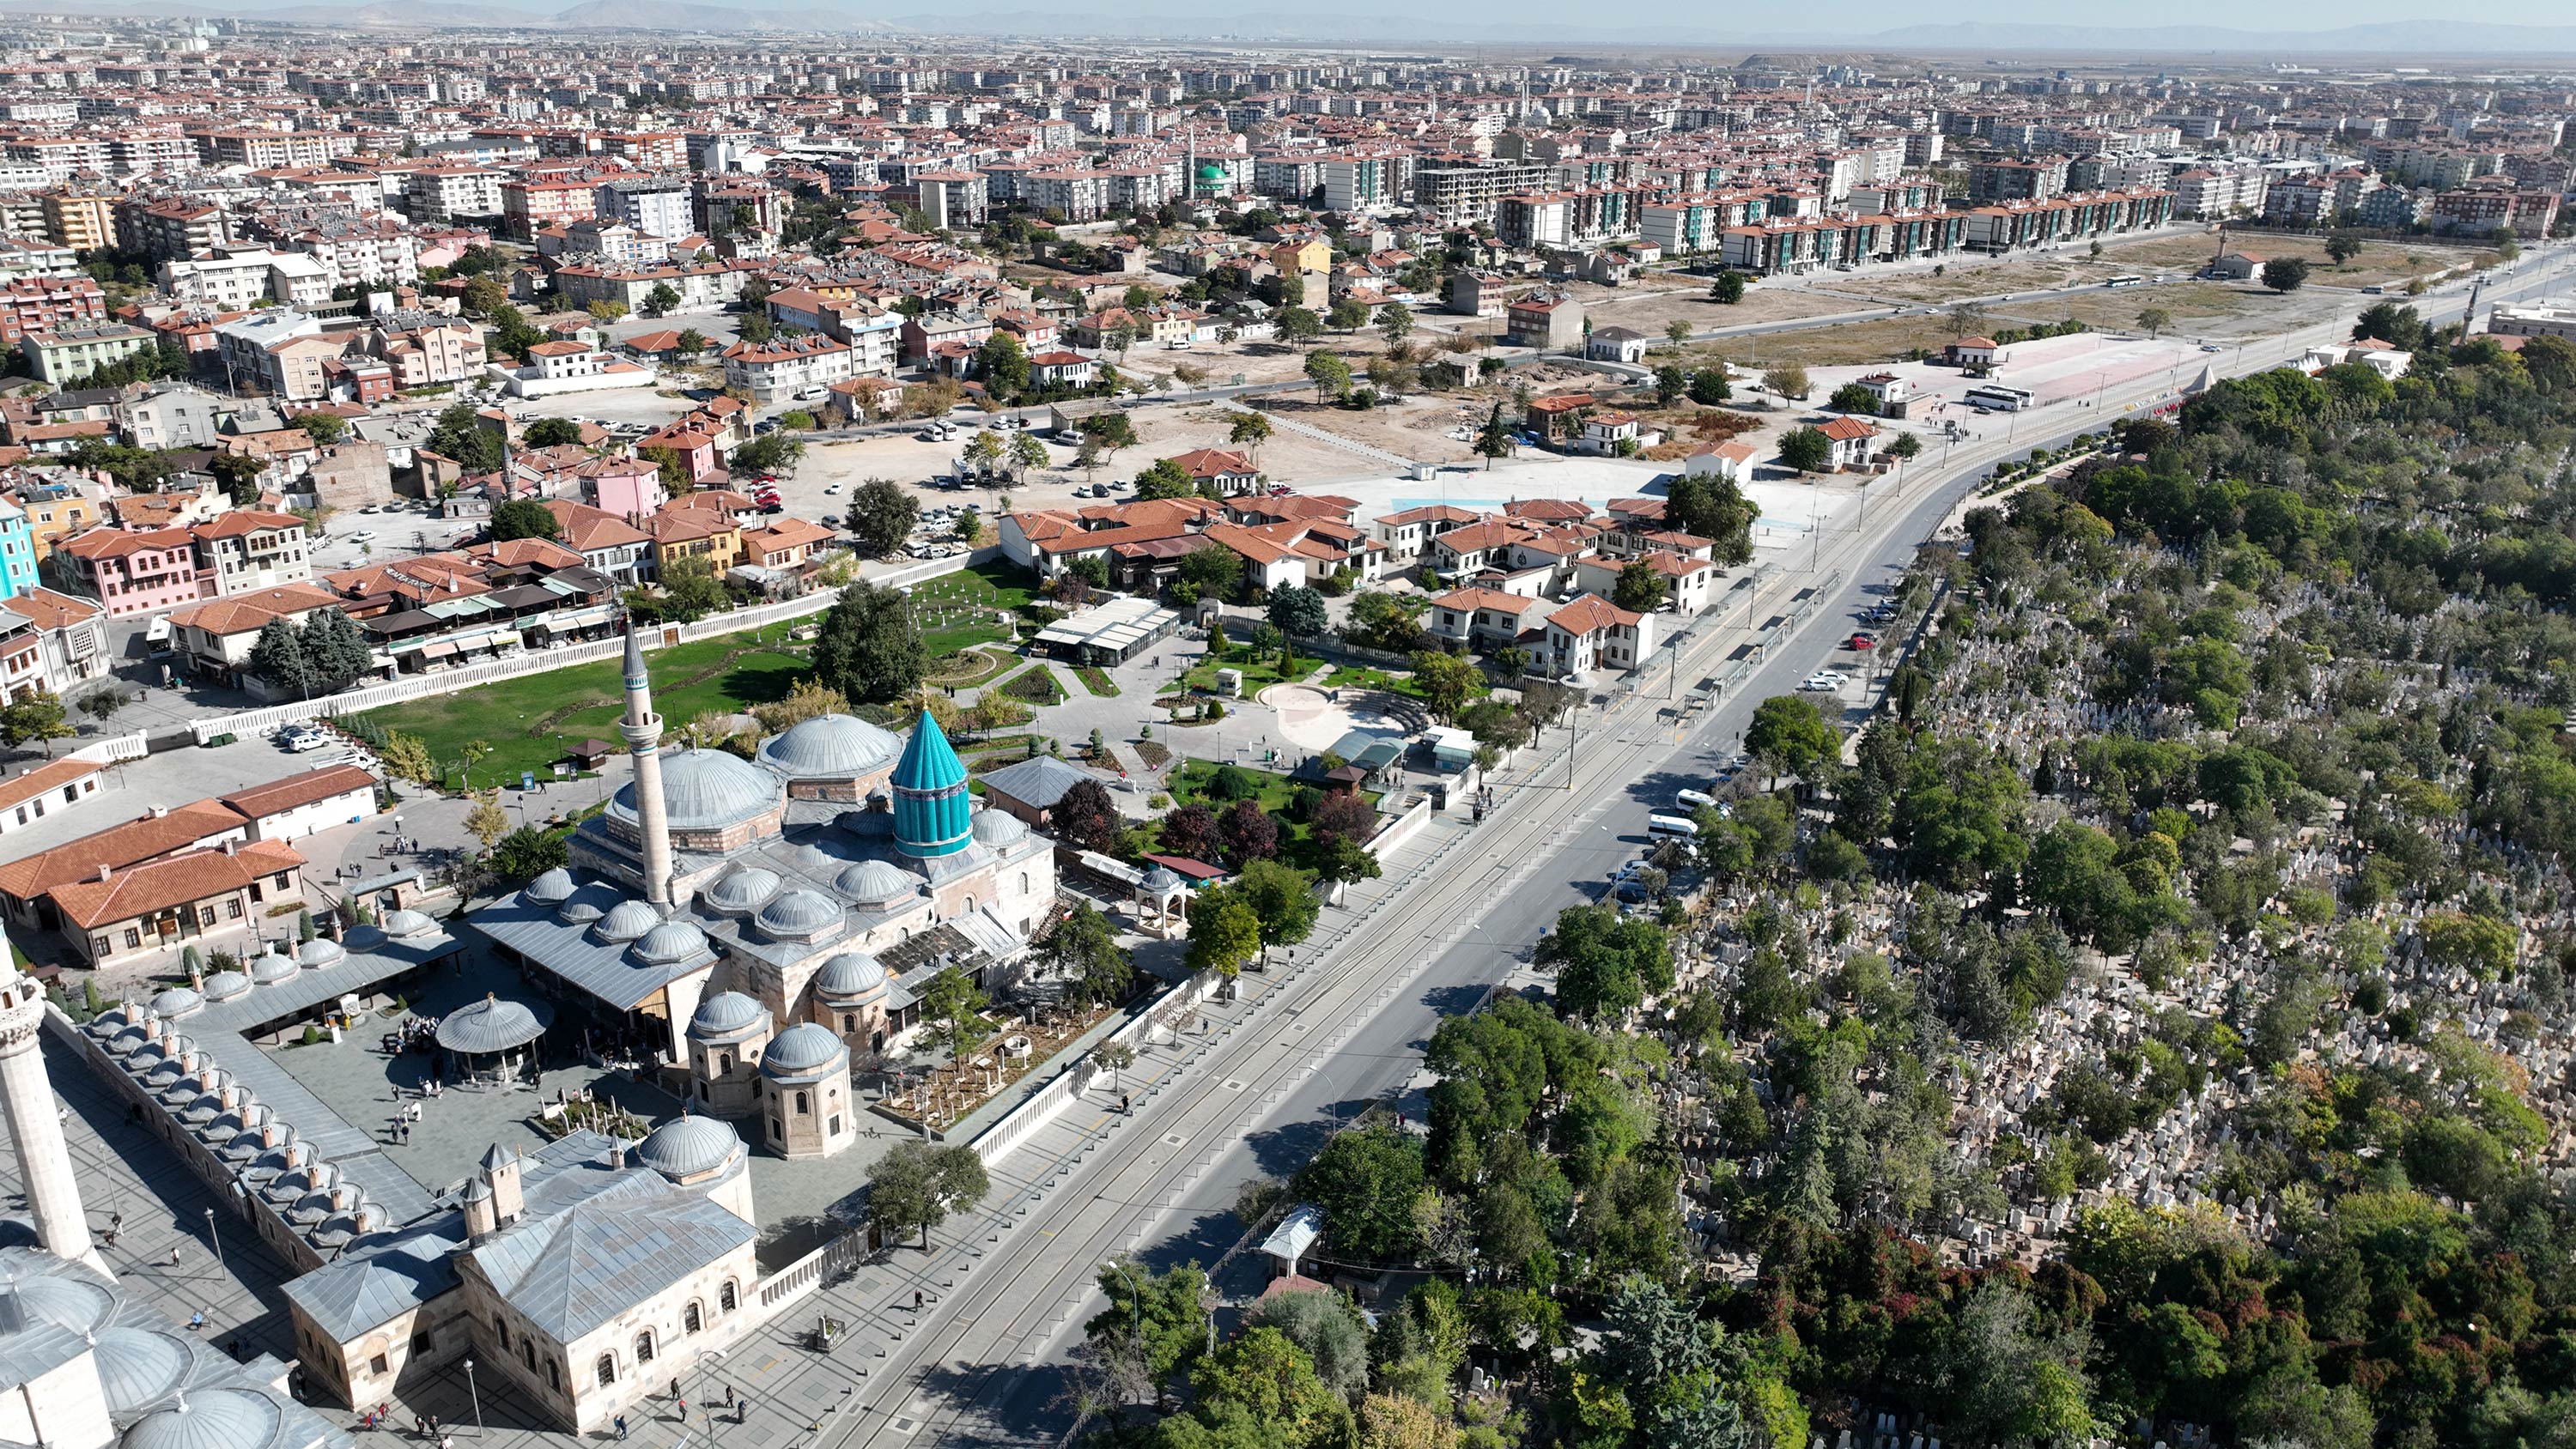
620 621 674 906
0 950 100 1270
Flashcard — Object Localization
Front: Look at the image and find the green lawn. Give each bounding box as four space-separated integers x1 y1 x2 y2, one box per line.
914 561 1035 658
1072 665 1120 697
1157 757 1381 872
1327 664 1488 707
353 624 810 791
1182 645 1321 695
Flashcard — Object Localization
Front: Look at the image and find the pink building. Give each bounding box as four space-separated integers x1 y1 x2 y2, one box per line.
60 525 202 617
580 456 667 518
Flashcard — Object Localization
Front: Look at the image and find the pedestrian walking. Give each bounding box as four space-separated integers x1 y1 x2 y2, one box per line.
725 1386 736 1410
188 1310 205 1331
614 1417 627 1441
737 1397 749 1425
110 1211 122 1234
168 1245 181 1266
913 1288 924 1312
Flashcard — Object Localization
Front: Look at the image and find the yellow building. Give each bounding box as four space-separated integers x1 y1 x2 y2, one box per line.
1267 236 1332 276
8 485 96 561
39 191 118 252
643 504 743 576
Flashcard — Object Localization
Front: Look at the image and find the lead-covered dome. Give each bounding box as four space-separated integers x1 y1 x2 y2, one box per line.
835 858 918 909
969 809 1028 846
594 898 660 943
121 1388 282 1449
633 919 709 967
634 1114 740 1181
149 987 202 1019
702 866 781 915
93 1325 190 1412
297 937 343 968
758 713 901 780
249 949 297 985
611 748 781 832
813 951 887 1001
756 888 841 940
201 970 250 1003
434 995 547 1054
382 909 436 939
687 991 770 1042
524 867 574 904
760 1022 848 1081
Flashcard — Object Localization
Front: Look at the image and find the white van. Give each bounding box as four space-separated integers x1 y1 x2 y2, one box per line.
1674 788 1717 814
1647 814 1699 838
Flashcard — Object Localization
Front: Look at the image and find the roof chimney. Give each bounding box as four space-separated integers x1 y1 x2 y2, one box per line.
222 839 237 855
97 864 111 882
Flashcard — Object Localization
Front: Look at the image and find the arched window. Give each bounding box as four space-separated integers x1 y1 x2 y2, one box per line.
720 1280 738 1312
696 1081 708 1100
498 1320 511 1350
963 895 976 913
635 1331 654 1364
596 1355 617 1387
683 1301 703 1335
829 1114 842 1135
794 1089 810 1114
718 1052 733 1074
1018 872 1030 895
521 1340 535 1371
544 1357 558 1390
841 1014 856 1033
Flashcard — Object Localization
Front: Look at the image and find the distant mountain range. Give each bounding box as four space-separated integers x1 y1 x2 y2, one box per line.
11 0 2576 52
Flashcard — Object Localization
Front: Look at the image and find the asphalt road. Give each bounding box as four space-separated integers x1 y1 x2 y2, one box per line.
835 239 2576 1448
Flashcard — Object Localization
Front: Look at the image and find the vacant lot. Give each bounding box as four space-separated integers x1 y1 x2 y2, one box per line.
1987 280 2269 334
1574 278 1862 337
2100 231 2471 291
1680 313 1954 371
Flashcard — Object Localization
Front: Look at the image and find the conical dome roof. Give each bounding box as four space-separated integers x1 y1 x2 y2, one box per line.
893 708 968 793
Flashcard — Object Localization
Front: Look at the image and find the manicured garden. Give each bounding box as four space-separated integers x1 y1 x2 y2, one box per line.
1154 757 1382 871
350 624 809 791
1179 642 1322 695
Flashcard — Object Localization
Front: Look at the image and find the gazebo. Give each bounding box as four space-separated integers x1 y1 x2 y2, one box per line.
1135 864 1188 938
434 992 551 1088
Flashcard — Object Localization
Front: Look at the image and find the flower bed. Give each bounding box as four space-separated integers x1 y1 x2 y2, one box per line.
874 996 1121 1134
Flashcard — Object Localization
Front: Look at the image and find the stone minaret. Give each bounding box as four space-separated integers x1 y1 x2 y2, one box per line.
0 950 99 1270
620 621 673 906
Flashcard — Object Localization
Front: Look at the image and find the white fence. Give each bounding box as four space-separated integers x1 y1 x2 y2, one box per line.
1367 794 1435 859
965 967 1223 1167
67 731 148 764
184 549 997 745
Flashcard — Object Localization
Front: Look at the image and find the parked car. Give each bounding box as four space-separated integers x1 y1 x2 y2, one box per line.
1802 673 1844 692
1848 633 1877 651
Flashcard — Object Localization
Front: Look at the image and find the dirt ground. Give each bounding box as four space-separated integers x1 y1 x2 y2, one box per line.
1987 280 2269 333
1567 278 1863 336
1678 314 1954 371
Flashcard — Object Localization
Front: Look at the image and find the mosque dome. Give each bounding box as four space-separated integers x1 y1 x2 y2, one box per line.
687 991 770 1042
812 952 887 1002
524 868 575 904
634 1115 741 1181
834 858 919 909
296 938 344 969
382 909 436 940
595 899 661 943
248 949 298 985
92 1326 191 1412
148 987 202 1019
702 866 781 915
201 971 250 1003
121 1389 283 1449
633 919 709 967
756 888 841 941
760 1022 848 1081
758 713 901 780
612 749 781 833
556 884 617 925
14 1274 114 1334
969 809 1028 847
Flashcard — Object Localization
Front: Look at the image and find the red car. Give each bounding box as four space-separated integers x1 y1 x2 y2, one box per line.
1849 633 1878 651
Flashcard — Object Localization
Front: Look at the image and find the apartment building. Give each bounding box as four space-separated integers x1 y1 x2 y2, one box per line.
0 274 105 348
501 177 598 238
721 334 854 401
2171 167 2269 220
1968 156 2069 205
122 197 233 262
2433 184 2561 239
596 175 697 239
38 191 118 251
0 586 105 700
58 525 201 617
404 166 506 222
27 324 155 385
190 510 314 597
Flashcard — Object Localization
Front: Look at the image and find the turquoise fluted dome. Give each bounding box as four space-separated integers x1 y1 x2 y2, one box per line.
891 708 971 858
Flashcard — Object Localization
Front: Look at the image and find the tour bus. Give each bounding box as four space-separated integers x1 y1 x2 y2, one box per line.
2104 274 2147 288
1647 813 1700 838
1965 383 2037 411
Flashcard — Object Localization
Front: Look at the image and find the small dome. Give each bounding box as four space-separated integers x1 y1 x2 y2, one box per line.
634 1115 740 1180
756 888 841 940
556 883 617 925
702 866 782 914
687 991 770 1041
812 951 887 1001
595 899 661 942
759 713 902 780
524 867 575 904
1140 865 1184 894
149 987 202 1018
760 1022 848 1080
249 950 297 985
201 971 250 1002
612 749 781 832
15 1274 114 1334
434 995 548 1054
835 858 919 908
969 809 1029 846
121 1388 282 1449
297 938 344 968
382 909 436 939
93 1326 191 1412
633 919 709 967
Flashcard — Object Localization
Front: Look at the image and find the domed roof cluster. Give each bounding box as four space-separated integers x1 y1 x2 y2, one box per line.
760 1022 848 1082
612 748 782 832
835 858 919 909
756 888 841 941
702 866 782 914
633 919 709 967
757 713 901 781
634 1114 741 1181
687 991 771 1042
813 952 888 1003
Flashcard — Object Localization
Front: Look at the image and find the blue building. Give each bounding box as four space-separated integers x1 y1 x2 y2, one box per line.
0 500 36 601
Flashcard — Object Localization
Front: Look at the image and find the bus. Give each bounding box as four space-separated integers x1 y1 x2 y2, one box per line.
2104 274 2148 288
1965 384 2036 411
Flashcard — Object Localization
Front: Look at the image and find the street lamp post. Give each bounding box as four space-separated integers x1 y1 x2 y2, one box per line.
465 1358 483 1436
203 1207 222 1271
